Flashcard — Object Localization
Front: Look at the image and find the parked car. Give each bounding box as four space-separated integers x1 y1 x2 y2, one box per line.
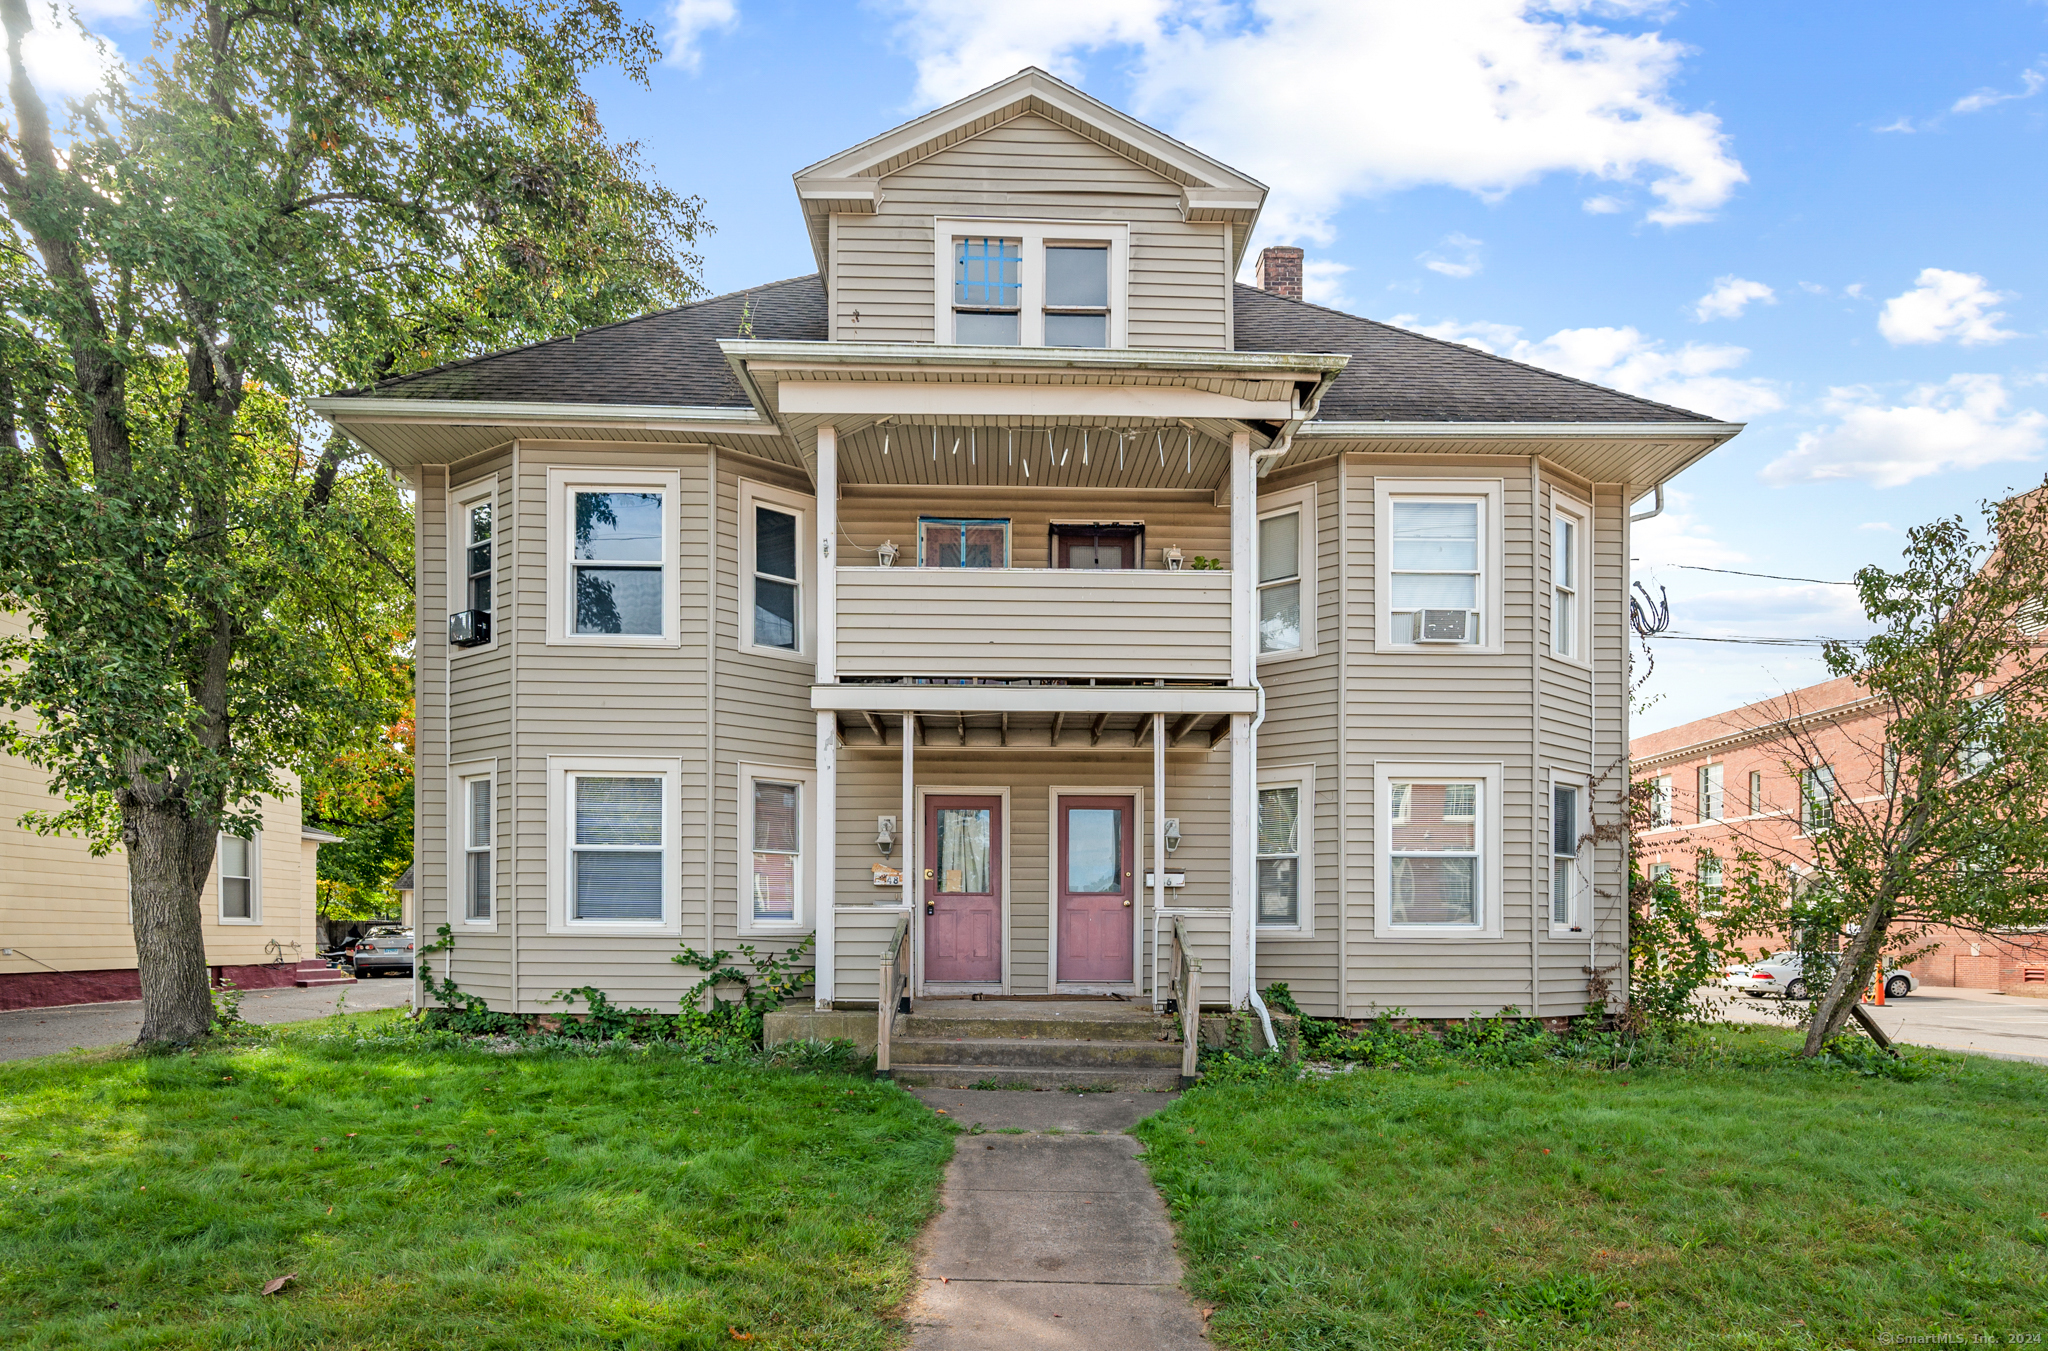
1724 951 1916 1001
349 929 416 978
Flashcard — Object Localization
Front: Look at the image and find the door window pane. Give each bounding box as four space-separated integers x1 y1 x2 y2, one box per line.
936 808 991 893
1065 808 1122 893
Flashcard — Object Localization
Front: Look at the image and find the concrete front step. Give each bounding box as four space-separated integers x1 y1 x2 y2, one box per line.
891 1035 1184 1069
888 1064 1184 1091
295 973 357 988
899 1013 1168 1042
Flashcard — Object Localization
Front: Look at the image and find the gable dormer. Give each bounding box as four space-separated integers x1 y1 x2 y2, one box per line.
792 68 1266 352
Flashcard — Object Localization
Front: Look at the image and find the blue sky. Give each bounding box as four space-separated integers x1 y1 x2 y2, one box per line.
28 1 2048 734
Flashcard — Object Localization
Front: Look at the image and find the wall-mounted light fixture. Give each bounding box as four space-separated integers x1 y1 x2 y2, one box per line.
877 539 899 567
1162 546 1184 572
876 816 897 858
1163 817 1181 853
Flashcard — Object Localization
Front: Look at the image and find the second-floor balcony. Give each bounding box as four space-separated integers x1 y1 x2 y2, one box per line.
835 565 1232 683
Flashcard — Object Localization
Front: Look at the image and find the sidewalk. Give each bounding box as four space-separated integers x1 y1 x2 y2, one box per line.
904 1087 1209 1349
0 978 414 1061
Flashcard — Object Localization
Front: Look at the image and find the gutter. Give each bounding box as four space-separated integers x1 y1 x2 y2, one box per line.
1295 420 1745 440
305 396 776 433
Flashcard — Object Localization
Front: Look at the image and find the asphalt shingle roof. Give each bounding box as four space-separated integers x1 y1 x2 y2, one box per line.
335 273 1716 424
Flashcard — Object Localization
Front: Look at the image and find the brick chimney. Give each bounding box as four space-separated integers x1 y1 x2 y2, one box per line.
1255 245 1303 301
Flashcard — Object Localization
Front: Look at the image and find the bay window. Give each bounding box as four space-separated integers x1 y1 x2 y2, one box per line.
546 468 680 648
740 764 815 935
548 756 680 934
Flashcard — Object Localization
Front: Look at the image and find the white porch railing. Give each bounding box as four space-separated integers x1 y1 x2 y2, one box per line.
1167 915 1202 1083
875 912 911 1076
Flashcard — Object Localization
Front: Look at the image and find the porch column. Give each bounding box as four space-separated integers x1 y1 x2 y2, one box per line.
815 710 838 1008
1152 711 1166 998
1227 429 1255 1005
902 711 917 933
813 425 839 1009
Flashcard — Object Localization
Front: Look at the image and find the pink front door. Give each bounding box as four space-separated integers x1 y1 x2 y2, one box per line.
923 795 1002 983
1057 796 1135 983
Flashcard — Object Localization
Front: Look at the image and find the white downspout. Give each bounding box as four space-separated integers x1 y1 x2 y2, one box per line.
1244 674 1277 1051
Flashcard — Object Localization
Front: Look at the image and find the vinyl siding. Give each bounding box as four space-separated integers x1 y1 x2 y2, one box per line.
831 112 1231 350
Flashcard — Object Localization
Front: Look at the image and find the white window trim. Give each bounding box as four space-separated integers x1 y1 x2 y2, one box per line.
1547 770 1588 937
1697 761 1725 824
738 478 817 662
1256 482 1318 663
448 475 500 656
216 830 262 925
1372 761 1505 940
1549 492 1591 667
1374 477 1505 654
931 217 1130 348
1650 774 1674 828
450 759 498 930
739 761 818 937
544 466 682 648
545 755 683 936
1256 763 1316 938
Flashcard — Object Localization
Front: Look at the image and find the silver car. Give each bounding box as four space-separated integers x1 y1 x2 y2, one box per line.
1724 950 1916 1001
349 929 416 978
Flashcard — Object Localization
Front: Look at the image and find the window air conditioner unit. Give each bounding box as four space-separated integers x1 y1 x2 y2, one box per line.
1415 609 1470 643
448 610 491 648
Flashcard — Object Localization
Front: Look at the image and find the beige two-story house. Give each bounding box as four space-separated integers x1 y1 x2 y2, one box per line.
313 68 1740 1027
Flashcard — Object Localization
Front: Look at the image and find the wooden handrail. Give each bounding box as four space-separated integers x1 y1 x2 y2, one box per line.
1170 916 1201 1084
876 913 912 1076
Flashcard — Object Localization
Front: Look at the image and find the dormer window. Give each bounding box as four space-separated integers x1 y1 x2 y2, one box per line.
937 220 1128 347
953 237 1021 345
1044 245 1109 348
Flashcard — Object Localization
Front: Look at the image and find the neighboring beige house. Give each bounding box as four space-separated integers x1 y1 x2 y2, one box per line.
1 611 335 1010
313 68 1742 1023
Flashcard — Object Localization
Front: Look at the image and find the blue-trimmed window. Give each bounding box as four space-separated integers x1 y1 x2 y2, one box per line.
918 518 1010 568
953 238 1021 345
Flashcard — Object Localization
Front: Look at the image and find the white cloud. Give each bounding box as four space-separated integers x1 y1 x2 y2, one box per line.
1952 66 2045 115
1582 194 1627 214
18 2 130 100
1301 258 1355 310
1857 521 1897 532
1761 374 2048 488
1630 487 1746 572
1874 116 1915 134
665 0 739 71
1394 315 1781 420
1797 281 1829 296
883 0 1746 239
1692 275 1775 322
1420 233 1484 279
1844 283 1865 299
1878 268 2019 346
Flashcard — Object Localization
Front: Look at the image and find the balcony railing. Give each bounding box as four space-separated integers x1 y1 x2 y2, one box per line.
835 567 1232 682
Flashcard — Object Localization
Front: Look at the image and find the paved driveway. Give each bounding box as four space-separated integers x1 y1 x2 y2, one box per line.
0 978 414 1062
1705 985 2048 1063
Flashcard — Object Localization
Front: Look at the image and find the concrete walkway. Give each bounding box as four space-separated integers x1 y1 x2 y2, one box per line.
904 1086 1209 1349
0 978 414 1061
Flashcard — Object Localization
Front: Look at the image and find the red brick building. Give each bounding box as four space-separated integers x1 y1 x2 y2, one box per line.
1630 675 2048 996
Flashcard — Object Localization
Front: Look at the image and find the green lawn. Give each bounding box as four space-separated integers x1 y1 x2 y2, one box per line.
0 1015 953 1349
1136 1026 2048 1349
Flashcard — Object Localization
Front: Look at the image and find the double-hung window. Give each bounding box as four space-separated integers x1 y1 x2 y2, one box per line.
1698 850 1724 892
1801 765 1836 834
751 780 801 926
572 491 664 636
1256 783 1301 929
1551 502 1586 659
753 506 800 650
1650 775 1673 827
464 501 492 616
1697 763 1723 822
1749 770 1763 816
463 775 493 922
547 469 679 648
1391 499 1482 645
953 237 1022 345
218 833 257 922
1259 509 1302 654
1388 780 1482 927
1043 245 1109 348
1550 784 1580 930
570 775 665 923
919 518 1009 568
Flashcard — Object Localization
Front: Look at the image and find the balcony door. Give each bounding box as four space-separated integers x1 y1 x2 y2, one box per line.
1056 795 1135 983
1052 522 1142 570
923 795 1002 983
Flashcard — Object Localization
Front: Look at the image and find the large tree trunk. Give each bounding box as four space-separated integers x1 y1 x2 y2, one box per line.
123 791 218 1044
1800 899 1890 1057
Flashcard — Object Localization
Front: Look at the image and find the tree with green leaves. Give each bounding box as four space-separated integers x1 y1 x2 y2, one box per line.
0 0 704 1043
1720 487 2048 1056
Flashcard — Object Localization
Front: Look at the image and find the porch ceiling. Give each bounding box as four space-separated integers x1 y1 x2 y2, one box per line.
831 707 1232 752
